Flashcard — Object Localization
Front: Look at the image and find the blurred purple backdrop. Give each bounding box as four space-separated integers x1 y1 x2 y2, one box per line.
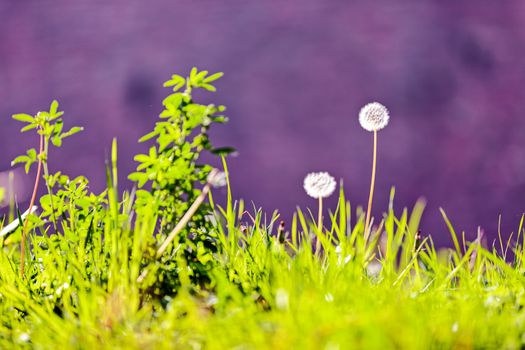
1 1 525 245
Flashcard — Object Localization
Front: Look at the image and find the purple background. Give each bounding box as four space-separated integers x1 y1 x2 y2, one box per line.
1 1 525 245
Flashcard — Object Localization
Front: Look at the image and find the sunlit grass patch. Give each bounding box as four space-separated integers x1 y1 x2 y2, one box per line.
0 69 524 349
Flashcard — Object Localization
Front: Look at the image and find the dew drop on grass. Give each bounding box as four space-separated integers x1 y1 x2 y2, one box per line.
325 293 334 302
18 333 30 343
275 288 289 310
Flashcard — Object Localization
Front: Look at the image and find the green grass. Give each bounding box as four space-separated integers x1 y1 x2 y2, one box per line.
1 174 525 349
1 69 525 349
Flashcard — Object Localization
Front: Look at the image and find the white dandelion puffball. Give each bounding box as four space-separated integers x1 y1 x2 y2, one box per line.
303 172 336 199
359 102 390 132
207 169 227 188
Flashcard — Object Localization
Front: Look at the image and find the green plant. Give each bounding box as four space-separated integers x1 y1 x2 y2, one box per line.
128 68 234 290
11 101 83 275
129 68 231 228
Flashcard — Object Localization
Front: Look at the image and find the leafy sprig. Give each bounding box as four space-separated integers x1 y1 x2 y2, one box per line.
10 100 83 275
11 101 83 173
129 67 234 288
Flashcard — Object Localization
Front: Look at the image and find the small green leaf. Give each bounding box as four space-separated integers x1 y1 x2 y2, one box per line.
197 70 208 78
27 148 37 161
148 146 157 158
20 124 38 132
53 120 64 135
201 84 216 92
128 172 148 188
163 75 186 91
194 70 208 84
11 155 29 167
204 72 224 83
139 130 158 143
210 115 228 123
133 154 150 163
190 67 198 80
12 114 35 123
49 100 59 115
51 136 62 147
48 111 63 121
163 74 185 86
159 110 172 118
61 126 83 139
11 149 37 172
162 93 183 108
135 189 152 200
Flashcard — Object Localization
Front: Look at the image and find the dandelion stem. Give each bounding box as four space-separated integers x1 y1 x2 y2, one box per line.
316 197 323 253
20 131 43 277
364 130 378 240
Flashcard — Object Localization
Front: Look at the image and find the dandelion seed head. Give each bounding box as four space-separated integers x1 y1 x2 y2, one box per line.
366 261 382 278
207 169 227 188
359 102 390 132
303 172 336 199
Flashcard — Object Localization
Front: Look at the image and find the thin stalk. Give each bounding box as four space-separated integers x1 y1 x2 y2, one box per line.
8 171 14 222
42 138 57 230
156 183 212 258
20 131 44 277
316 197 323 254
364 130 378 240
